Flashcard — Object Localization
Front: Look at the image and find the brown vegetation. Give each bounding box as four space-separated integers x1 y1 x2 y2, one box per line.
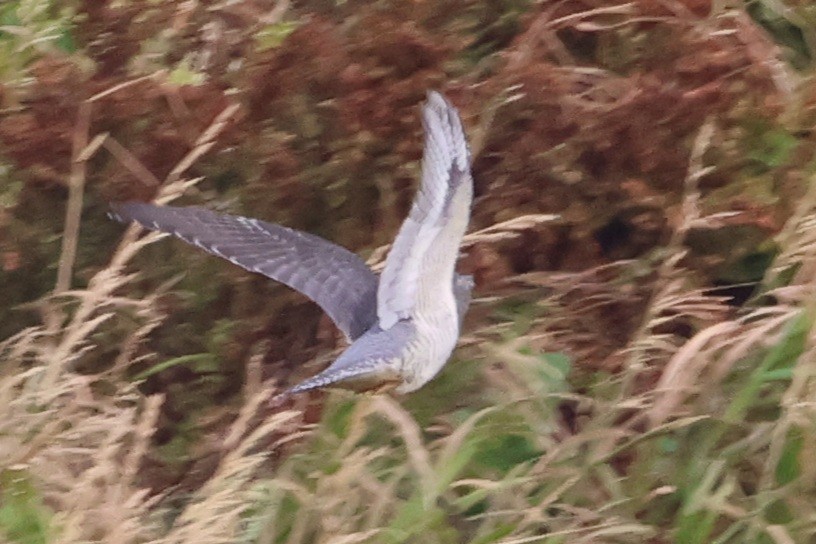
2 0 816 542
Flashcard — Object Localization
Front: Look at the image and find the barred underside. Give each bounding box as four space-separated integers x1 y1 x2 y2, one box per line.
110 203 379 341
284 320 416 394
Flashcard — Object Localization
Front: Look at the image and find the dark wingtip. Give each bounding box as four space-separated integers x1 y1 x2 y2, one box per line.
108 201 135 224
108 206 124 223
108 201 160 228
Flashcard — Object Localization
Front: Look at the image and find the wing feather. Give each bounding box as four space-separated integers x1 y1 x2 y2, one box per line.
284 321 415 394
377 91 473 329
110 202 378 340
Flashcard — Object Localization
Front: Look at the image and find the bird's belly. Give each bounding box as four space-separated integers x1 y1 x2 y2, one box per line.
396 308 460 393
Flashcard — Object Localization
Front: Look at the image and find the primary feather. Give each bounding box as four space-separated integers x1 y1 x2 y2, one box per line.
109 203 378 341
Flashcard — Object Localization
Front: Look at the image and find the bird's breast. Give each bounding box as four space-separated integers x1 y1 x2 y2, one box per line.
395 305 460 393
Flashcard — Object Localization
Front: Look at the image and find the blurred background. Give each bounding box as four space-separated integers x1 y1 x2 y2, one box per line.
2 1 816 543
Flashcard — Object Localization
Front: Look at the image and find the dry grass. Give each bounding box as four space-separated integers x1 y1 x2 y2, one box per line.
5 95 815 544
3 1 816 543
0 90 292 544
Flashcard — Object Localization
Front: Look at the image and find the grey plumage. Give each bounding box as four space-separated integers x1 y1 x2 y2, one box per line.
377 91 472 330
109 203 378 341
111 91 474 395
286 321 417 394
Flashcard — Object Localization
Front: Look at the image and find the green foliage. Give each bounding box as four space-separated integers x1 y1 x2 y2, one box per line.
254 21 299 52
0 469 52 544
743 119 799 173
747 0 813 68
648 311 812 543
132 352 220 381
724 310 808 423
462 0 533 64
775 426 803 486
167 57 206 86
0 0 76 83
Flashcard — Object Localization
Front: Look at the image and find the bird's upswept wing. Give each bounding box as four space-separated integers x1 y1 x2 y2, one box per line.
110 203 378 341
376 91 473 329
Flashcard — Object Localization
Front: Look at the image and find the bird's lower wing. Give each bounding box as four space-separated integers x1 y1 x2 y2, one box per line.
110 202 378 341
283 321 416 394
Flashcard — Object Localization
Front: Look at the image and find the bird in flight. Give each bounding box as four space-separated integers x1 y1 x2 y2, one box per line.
111 91 474 395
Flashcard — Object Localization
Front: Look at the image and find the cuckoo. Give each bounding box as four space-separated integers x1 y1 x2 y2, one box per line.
111 91 474 395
